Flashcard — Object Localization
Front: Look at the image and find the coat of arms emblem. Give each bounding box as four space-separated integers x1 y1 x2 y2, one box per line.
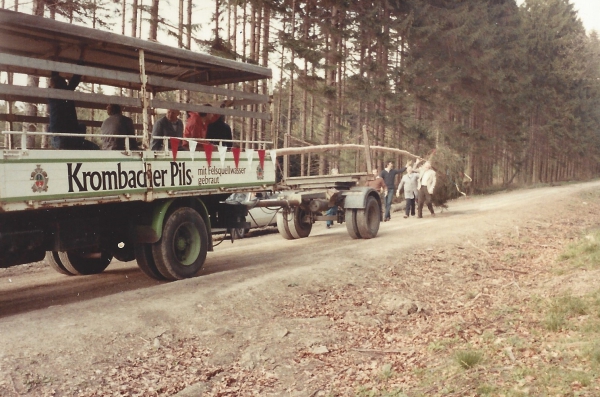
31 165 49 193
256 165 264 180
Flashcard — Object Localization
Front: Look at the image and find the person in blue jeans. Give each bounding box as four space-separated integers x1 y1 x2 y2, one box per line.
326 206 337 228
326 168 339 228
380 159 420 221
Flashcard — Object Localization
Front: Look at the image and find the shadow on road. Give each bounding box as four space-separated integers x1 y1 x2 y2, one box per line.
0 263 161 318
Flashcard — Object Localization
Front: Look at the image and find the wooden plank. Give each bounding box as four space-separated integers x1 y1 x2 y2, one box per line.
0 53 141 85
0 114 143 130
363 125 372 173
148 75 269 102
0 84 269 120
0 91 144 112
0 83 141 107
151 100 272 121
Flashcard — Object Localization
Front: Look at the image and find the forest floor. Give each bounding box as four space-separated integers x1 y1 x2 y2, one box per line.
1 180 600 397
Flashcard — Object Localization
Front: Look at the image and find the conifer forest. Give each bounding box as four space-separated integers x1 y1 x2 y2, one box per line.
2 0 600 191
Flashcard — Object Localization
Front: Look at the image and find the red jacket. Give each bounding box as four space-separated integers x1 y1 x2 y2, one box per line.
183 112 220 148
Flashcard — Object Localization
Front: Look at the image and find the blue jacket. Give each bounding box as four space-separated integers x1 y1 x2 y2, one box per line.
380 167 407 190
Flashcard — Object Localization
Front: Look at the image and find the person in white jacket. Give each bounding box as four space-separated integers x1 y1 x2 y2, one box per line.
396 166 420 218
417 161 436 218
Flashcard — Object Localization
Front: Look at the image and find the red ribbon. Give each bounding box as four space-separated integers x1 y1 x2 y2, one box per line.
232 147 241 168
258 149 265 169
169 138 179 161
203 143 213 167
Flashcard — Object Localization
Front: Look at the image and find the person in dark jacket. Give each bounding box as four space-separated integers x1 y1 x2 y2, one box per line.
380 159 420 221
100 104 138 150
151 109 184 151
47 72 98 150
47 72 81 149
206 115 233 148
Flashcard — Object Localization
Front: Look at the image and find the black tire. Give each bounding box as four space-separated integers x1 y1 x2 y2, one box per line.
113 243 136 262
151 207 208 280
345 208 361 239
45 251 74 275
288 207 312 239
276 209 294 240
135 243 166 280
356 196 380 239
57 250 113 275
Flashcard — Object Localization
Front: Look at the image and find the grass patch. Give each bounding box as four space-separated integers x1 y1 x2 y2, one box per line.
589 344 600 364
559 229 600 269
476 383 496 396
428 337 460 352
455 350 483 369
355 387 408 397
544 312 566 331
543 294 591 331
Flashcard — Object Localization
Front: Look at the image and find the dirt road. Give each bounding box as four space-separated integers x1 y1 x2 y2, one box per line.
1 181 599 396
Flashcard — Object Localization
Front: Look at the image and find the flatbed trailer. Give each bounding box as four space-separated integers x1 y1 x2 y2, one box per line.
0 10 382 281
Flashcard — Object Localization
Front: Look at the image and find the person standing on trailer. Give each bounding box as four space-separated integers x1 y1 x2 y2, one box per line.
151 109 184 151
380 159 415 222
100 104 138 150
183 100 234 150
183 105 219 150
206 115 233 148
47 71 81 149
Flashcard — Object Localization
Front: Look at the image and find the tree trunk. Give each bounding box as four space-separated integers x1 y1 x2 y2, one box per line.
214 0 220 40
241 1 247 144
131 0 138 37
149 0 159 41
319 6 337 175
260 6 270 145
284 0 296 179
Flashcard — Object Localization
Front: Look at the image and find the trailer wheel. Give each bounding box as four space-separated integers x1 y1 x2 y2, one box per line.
135 243 167 280
45 251 74 275
276 209 294 240
345 209 361 239
57 250 113 275
356 196 380 239
288 207 312 238
151 207 208 280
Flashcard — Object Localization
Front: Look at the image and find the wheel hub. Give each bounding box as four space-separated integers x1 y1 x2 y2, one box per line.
176 236 188 251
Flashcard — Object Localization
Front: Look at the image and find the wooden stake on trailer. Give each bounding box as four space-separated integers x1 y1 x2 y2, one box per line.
363 125 372 174
139 49 149 149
